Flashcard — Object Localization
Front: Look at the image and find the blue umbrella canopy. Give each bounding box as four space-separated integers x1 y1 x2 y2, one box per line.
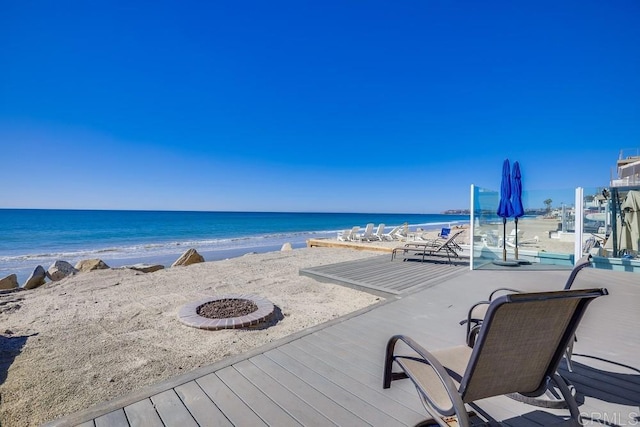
497 159 514 218
511 161 524 218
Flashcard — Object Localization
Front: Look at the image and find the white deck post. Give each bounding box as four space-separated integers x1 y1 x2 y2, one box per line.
574 187 584 264
469 184 475 270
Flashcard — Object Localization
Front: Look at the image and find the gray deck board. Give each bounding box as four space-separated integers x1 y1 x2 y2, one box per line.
174 381 233 427
215 366 301 426
299 254 468 295
292 337 425 413
150 390 198 427
264 348 409 427
42 261 639 427
123 399 163 427
94 410 128 427
281 341 426 423
196 373 268 426
233 359 333 426
249 354 367 426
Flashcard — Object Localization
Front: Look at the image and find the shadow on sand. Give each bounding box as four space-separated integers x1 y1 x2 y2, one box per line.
0 332 37 384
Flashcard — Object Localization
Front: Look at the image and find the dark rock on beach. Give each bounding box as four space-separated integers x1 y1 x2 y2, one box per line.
75 259 110 272
47 261 78 281
127 264 165 273
23 265 46 289
171 248 204 267
0 274 19 290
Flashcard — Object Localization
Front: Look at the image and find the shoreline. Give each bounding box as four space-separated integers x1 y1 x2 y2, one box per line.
1 219 469 286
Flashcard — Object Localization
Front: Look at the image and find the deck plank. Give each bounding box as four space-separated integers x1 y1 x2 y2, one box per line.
94 410 129 427
233 359 333 426
265 348 410 426
299 254 468 295
291 337 425 413
281 342 426 424
150 390 198 427
249 354 368 426
174 381 233 427
216 365 302 427
196 372 268 426
123 399 163 427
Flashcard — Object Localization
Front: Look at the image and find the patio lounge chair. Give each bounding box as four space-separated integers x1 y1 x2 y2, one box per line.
337 226 359 242
504 229 539 247
382 225 403 241
338 225 360 242
383 288 608 427
356 223 376 241
372 223 386 241
391 230 464 264
462 254 593 372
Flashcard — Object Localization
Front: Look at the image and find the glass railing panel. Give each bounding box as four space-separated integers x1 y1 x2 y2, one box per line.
471 186 576 269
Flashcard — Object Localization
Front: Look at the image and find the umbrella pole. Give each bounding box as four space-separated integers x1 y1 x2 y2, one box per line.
514 217 519 260
502 218 507 261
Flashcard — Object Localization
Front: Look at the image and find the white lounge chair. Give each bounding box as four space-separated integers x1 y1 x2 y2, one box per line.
372 223 385 241
348 226 361 242
382 226 402 241
337 229 353 241
356 223 376 242
504 229 539 247
337 226 360 242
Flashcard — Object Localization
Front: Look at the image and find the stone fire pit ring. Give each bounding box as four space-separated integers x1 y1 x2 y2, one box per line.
177 294 275 330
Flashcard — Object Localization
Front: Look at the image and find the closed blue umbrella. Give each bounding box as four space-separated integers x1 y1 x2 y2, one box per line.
497 159 513 261
511 161 524 259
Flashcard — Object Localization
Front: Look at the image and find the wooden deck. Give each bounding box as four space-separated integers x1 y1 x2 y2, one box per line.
300 254 469 296
44 260 639 427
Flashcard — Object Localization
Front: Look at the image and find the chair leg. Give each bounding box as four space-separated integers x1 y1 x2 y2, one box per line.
565 336 576 372
552 373 583 426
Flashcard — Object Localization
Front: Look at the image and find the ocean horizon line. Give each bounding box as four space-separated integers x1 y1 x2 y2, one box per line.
0 207 456 215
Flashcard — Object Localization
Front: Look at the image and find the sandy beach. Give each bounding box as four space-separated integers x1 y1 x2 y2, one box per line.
0 247 383 426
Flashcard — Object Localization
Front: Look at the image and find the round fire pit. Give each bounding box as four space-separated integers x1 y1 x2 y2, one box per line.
177 294 275 330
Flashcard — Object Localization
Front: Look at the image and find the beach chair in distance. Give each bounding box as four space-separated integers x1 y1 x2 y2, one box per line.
382 225 402 241
438 227 451 238
383 288 608 427
372 223 385 241
337 229 352 241
356 223 376 242
504 229 539 247
391 230 464 264
462 254 593 372
337 226 359 242
337 226 360 242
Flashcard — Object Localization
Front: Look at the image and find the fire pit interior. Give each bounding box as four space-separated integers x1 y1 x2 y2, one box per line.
197 298 258 319
178 294 275 330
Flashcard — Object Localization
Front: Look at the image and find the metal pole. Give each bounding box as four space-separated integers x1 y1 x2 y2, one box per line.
502 217 507 261
514 217 519 260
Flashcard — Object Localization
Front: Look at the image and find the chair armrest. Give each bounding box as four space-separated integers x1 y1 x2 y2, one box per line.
384 335 469 426
488 287 522 300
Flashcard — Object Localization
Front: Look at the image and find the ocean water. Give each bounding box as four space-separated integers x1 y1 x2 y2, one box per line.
0 209 469 284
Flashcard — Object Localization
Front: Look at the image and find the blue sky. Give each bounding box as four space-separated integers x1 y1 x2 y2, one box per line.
1 1 638 213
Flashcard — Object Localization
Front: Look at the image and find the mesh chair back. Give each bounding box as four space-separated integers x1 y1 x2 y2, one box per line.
459 288 606 403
